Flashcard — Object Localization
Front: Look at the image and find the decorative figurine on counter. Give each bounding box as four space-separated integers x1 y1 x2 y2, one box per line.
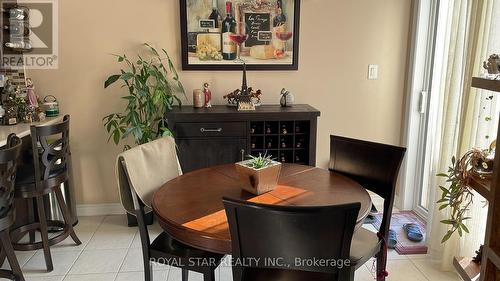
223 89 241 106
1 79 16 104
203 82 212 108
483 54 500 75
237 63 255 111
26 78 39 108
280 88 294 107
249 87 263 106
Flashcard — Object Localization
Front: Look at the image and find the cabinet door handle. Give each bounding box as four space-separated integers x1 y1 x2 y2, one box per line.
200 128 223 133
240 149 245 161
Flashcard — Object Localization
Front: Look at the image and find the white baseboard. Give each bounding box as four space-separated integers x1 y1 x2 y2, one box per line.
76 203 125 217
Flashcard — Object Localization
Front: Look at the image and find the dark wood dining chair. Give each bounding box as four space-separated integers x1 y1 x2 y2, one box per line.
118 159 224 281
0 134 24 281
223 197 361 281
10 115 81 272
329 135 406 281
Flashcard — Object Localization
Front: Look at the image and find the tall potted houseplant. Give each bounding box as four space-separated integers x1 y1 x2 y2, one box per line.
103 43 185 149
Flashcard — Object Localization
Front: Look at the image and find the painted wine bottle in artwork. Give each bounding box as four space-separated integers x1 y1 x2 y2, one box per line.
273 0 286 27
208 0 222 32
222 1 237 60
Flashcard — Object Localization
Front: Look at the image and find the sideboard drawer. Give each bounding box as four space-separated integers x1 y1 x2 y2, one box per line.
175 122 246 138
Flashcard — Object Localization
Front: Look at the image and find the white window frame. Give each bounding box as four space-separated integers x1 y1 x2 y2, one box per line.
397 0 440 217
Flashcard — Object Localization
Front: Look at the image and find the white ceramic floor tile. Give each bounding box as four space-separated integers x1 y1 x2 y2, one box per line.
129 225 162 249
119 248 143 273
75 216 105 233
97 215 129 231
25 275 65 281
48 231 94 252
411 258 461 281
407 253 432 260
387 249 409 260
218 264 232 281
354 265 376 281
85 229 136 250
23 250 81 276
63 273 117 281
1 251 35 269
115 270 168 281
362 223 378 233
119 248 170 272
168 268 204 281
69 249 127 275
385 259 428 281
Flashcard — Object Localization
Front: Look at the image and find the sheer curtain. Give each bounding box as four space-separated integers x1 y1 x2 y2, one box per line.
427 0 497 270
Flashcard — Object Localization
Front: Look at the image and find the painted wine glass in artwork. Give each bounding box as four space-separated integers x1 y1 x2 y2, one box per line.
275 30 293 58
230 22 249 62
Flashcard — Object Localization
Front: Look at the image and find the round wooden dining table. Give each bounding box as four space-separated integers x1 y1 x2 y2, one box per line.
152 164 372 255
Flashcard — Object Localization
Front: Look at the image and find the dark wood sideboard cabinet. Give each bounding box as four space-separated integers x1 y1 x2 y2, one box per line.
166 104 321 173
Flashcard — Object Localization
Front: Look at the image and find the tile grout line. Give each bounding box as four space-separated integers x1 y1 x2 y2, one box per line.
62 216 106 280
407 257 437 281
113 216 140 281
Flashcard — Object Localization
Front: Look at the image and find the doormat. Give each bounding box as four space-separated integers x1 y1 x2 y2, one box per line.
371 211 428 255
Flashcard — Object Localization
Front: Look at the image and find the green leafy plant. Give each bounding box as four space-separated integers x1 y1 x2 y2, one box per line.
436 149 491 243
103 43 185 149
244 152 276 169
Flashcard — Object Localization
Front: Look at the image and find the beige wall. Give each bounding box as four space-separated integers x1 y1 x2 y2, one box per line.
27 0 412 204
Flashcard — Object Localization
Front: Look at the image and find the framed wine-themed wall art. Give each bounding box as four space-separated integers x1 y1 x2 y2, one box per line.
180 0 300 71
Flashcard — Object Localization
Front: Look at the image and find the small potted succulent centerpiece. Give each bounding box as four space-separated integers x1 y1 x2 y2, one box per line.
236 153 282 195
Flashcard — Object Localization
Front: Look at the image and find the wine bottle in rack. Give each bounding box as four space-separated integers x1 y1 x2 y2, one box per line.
280 153 286 163
267 139 273 149
296 139 302 148
295 155 300 162
281 124 287 134
266 125 272 134
221 1 236 60
281 138 286 148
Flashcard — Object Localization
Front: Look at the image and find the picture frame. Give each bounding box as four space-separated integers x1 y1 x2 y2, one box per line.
180 0 300 71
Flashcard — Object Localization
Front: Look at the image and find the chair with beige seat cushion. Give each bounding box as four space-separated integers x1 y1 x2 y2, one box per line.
329 135 406 281
116 136 223 281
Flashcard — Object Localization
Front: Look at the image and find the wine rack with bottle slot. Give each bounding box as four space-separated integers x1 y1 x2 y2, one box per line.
249 120 310 165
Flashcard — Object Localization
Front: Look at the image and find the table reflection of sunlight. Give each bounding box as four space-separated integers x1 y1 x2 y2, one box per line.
182 185 308 234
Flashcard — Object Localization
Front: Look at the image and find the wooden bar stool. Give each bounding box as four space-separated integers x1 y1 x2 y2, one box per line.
10 115 81 272
0 134 24 281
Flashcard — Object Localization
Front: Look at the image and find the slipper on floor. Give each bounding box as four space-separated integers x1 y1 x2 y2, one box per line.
403 223 424 242
388 229 397 249
364 214 376 224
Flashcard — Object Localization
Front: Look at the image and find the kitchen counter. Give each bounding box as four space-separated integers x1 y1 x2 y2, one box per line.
0 115 64 146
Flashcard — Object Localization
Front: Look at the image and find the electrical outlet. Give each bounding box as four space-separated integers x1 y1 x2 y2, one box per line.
368 64 379 80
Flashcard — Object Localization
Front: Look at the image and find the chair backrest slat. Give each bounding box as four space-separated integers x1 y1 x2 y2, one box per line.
30 115 71 190
223 197 360 280
0 134 22 230
329 135 406 237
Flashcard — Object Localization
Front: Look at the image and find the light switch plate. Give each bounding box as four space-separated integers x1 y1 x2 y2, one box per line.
368 64 379 80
